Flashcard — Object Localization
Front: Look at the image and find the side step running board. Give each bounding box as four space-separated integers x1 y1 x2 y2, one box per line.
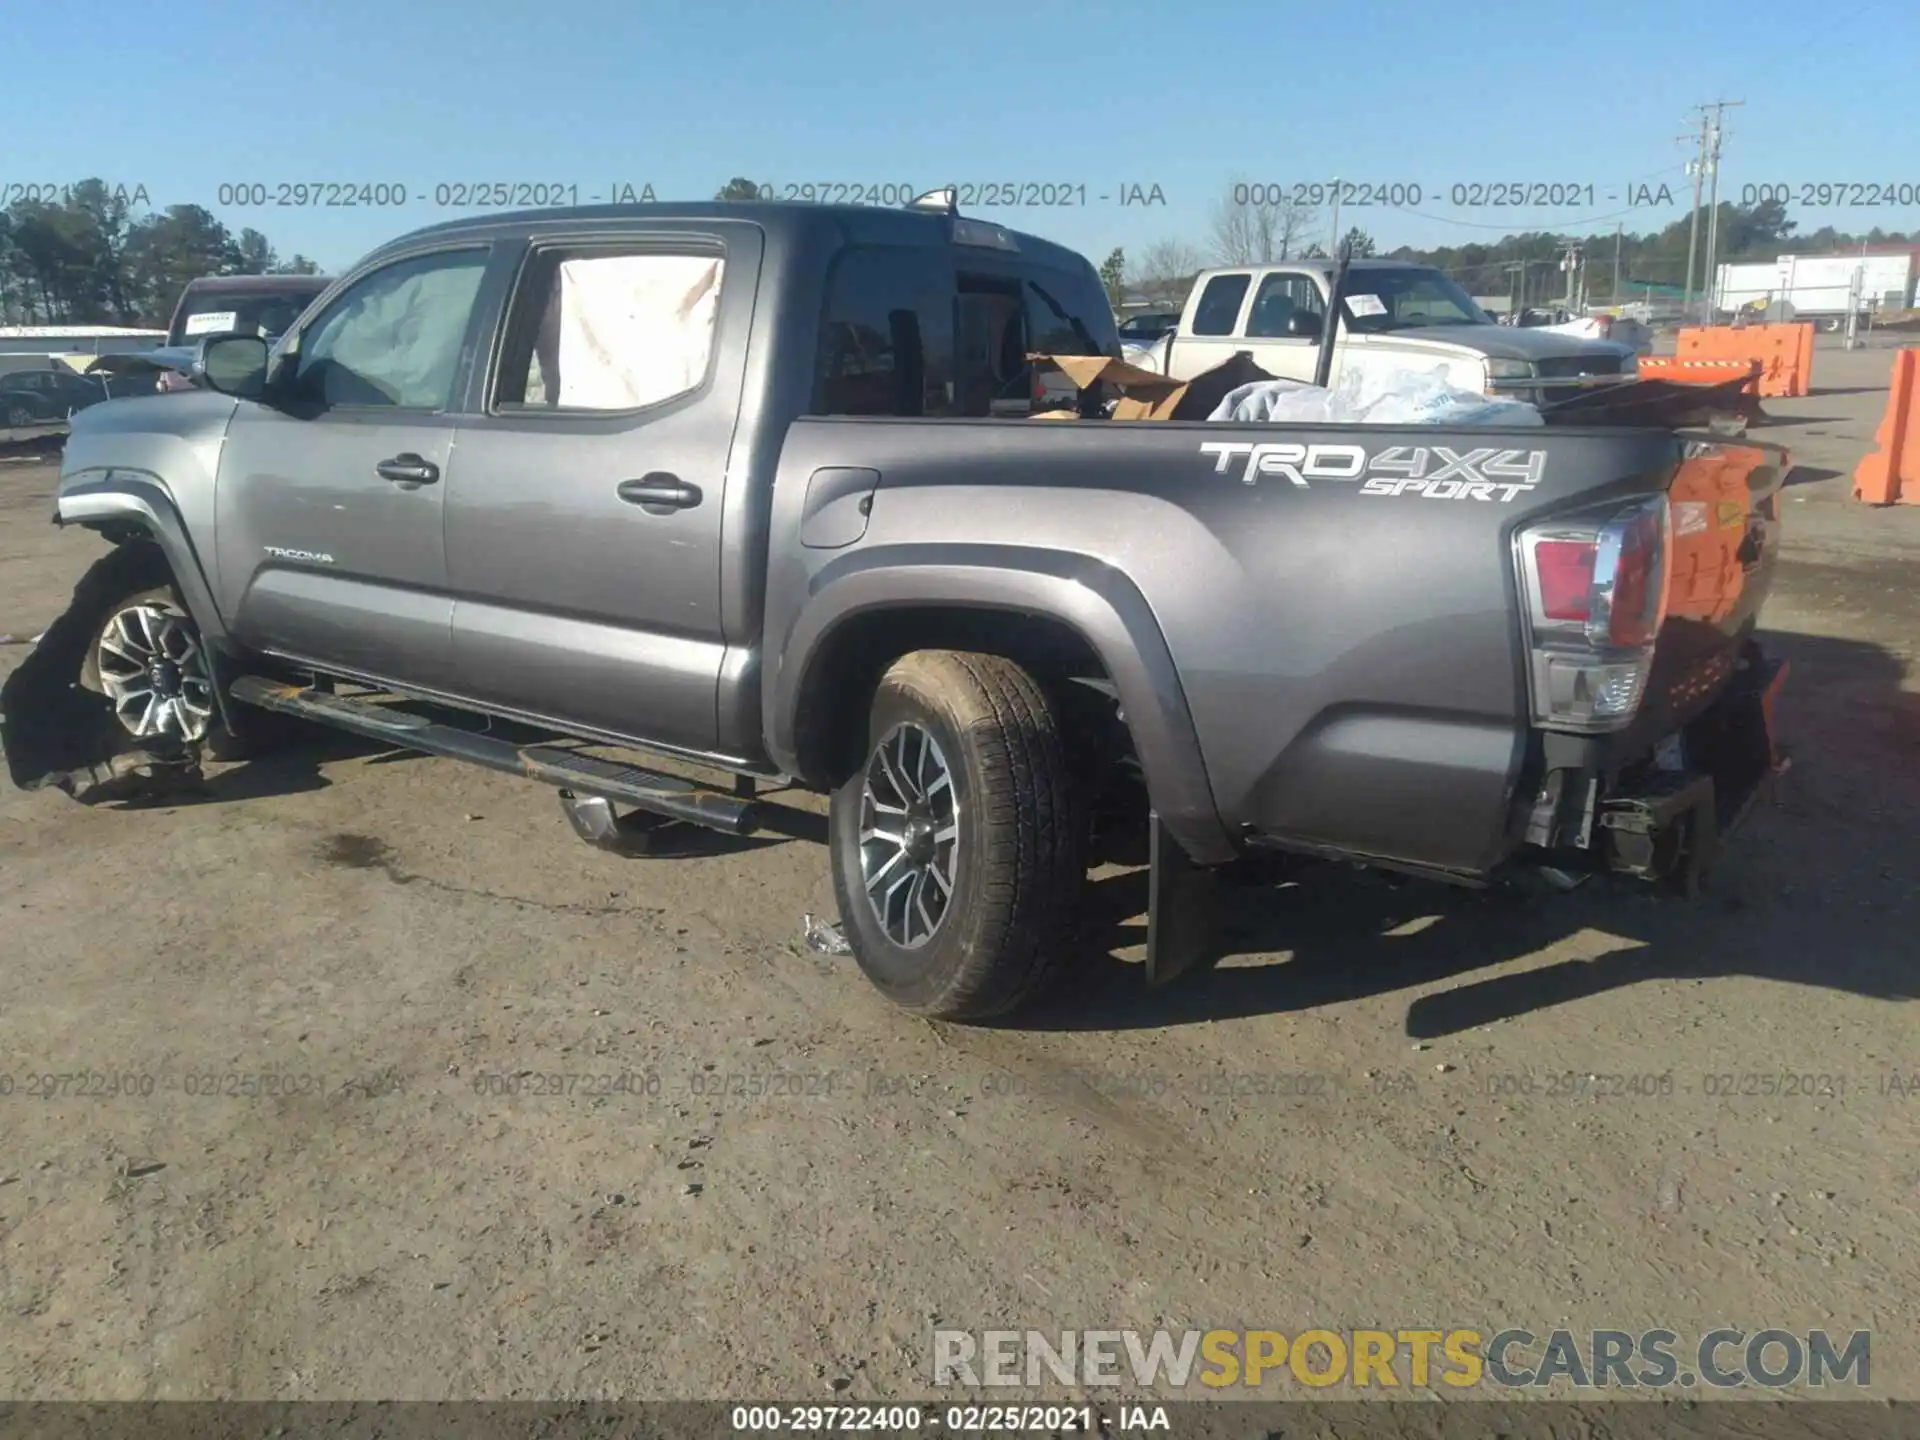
229 676 760 835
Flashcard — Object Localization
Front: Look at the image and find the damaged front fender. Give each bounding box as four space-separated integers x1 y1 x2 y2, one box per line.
0 543 204 799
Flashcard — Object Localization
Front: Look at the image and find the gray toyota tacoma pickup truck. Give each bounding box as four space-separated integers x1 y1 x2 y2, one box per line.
2 197 1790 1021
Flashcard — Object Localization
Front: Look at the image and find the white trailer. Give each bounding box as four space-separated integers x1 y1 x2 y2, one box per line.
1713 252 1917 324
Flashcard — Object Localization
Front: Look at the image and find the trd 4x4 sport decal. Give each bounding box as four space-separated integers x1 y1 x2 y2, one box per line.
1199 441 1547 501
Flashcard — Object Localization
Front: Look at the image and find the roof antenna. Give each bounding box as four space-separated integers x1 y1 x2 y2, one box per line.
1314 237 1355 389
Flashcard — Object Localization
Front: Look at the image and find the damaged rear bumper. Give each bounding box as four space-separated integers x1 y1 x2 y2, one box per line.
1592 647 1789 891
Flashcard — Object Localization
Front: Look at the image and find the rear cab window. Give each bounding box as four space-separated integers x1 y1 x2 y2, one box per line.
813 246 955 417
811 243 1117 419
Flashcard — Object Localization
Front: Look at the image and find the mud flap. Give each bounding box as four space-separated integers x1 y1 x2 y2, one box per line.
1144 810 1219 987
0 550 201 802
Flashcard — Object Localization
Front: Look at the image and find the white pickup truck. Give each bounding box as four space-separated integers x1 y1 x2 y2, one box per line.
1142 260 1638 404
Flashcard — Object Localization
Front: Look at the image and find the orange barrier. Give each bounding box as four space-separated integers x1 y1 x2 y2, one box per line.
1637 356 1762 390
1674 322 1815 398
1853 347 1920 506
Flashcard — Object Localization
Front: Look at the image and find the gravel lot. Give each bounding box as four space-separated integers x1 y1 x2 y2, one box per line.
3 347 1919 1403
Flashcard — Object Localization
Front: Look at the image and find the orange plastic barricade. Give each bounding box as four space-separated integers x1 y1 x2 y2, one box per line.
1637 356 1762 389
1675 323 1815 398
1854 347 1920 505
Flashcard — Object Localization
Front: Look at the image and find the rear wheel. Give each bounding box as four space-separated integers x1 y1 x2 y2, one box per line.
5 402 33 429
829 650 1085 1021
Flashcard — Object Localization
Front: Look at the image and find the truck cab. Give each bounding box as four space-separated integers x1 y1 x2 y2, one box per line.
1164 260 1638 403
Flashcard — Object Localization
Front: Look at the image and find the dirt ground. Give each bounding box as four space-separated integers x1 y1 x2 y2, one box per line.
2 345 1918 1404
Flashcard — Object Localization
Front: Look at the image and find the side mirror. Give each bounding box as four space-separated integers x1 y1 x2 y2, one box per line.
1287 312 1324 340
196 334 270 399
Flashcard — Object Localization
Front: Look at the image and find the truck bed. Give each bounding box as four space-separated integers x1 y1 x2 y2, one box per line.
763 416 1784 879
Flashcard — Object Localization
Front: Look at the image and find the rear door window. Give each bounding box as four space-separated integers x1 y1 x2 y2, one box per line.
493 246 724 413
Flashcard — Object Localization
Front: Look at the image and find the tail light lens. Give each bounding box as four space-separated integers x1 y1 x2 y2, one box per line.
1591 499 1666 648
1515 494 1670 732
1534 539 1598 621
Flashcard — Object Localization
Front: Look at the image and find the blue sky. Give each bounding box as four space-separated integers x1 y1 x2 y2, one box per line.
13 0 1917 272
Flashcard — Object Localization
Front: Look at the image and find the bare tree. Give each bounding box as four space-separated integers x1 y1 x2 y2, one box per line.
1136 238 1204 309
1209 180 1318 265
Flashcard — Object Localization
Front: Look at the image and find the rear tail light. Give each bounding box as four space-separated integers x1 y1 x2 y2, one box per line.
1534 539 1598 621
1515 493 1670 732
1592 499 1665 648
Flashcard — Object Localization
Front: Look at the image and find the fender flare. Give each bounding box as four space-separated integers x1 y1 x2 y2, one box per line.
56 470 230 651
55 470 247 736
769 544 1237 866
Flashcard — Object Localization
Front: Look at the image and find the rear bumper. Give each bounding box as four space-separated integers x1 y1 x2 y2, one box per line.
1590 646 1788 890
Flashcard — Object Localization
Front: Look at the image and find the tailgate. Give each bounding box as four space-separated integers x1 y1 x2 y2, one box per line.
1629 433 1787 750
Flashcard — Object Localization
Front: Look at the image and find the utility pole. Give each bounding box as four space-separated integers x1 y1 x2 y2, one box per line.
1558 239 1583 312
1681 113 1709 325
1700 99 1744 325
1328 177 1342 256
1612 222 1624 303
1503 261 1526 319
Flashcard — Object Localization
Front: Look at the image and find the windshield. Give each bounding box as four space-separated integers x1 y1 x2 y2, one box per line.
170 291 320 345
1339 269 1491 333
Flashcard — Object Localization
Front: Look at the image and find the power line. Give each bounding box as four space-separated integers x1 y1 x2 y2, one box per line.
1391 202 1670 233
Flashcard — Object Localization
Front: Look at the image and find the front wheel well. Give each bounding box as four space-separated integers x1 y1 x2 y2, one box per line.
792 606 1124 789
88 520 162 547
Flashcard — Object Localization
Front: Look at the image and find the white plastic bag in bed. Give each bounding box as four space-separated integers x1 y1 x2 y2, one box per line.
1208 365 1543 426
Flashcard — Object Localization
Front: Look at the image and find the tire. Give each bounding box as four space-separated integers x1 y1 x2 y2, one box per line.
77 576 254 762
5 403 33 429
829 650 1085 1021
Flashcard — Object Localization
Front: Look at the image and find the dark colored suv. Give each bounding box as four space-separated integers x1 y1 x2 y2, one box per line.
166 274 333 348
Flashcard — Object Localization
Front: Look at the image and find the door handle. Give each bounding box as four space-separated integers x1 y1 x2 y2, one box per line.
376 453 439 485
616 474 703 512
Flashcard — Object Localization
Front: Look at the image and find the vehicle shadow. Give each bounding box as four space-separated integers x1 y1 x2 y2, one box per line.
567 801 815 860
599 823 796 859
1021 627 1917 1036
1756 414 1848 429
100 727 413 808
1784 465 1843 487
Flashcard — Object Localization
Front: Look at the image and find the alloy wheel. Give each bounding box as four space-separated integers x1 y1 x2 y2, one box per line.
857 722 960 948
94 601 217 742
